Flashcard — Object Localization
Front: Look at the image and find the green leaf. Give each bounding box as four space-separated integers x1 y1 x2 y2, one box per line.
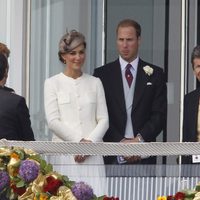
40 159 47 169
12 176 21 182
62 175 70 182
92 195 105 200
184 198 194 200
196 185 200 191
62 175 74 188
44 163 53 174
29 154 42 162
14 149 25 160
16 180 25 188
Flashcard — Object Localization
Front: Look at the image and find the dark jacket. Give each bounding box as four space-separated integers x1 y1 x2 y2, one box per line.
94 58 167 164
0 87 35 140
182 88 200 164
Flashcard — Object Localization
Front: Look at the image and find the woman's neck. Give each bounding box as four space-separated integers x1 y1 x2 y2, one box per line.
63 69 82 79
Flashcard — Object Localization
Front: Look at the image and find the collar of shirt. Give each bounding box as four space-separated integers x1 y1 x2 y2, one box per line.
119 56 139 73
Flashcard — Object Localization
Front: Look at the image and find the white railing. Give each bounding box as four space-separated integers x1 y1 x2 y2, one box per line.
1 140 200 200
1 140 200 156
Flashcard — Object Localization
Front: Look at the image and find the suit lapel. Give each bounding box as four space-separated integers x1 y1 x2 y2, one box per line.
132 59 148 110
190 90 200 133
110 60 126 113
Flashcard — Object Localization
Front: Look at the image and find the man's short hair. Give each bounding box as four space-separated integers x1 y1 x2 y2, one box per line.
191 45 200 69
116 19 141 38
0 53 8 81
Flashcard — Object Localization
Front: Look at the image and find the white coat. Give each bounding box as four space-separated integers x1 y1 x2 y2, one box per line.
44 73 109 196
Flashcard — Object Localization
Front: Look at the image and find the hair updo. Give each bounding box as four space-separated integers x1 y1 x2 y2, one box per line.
58 30 86 63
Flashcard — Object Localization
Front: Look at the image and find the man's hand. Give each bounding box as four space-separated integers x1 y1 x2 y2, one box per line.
80 138 92 143
120 136 141 163
123 155 141 163
121 137 140 143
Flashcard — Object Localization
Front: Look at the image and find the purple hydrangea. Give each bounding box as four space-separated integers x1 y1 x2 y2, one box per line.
19 160 39 182
0 171 10 191
72 181 94 200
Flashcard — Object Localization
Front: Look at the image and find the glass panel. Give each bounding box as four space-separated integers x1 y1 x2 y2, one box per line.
29 0 103 140
105 0 166 67
105 1 199 166
28 0 199 166
1 142 199 200
42 155 200 200
105 0 168 164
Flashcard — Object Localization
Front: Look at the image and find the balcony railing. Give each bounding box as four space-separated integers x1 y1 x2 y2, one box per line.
1 140 200 200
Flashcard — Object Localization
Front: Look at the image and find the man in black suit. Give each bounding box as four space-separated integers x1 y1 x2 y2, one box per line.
182 45 200 164
0 53 35 140
94 19 167 164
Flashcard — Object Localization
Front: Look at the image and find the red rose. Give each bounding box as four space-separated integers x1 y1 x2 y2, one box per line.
11 184 26 196
174 192 185 200
167 195 174 200
43 176 63 195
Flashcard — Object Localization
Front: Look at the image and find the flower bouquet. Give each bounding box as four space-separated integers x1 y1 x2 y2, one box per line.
157 183 200 200
0 146 119 200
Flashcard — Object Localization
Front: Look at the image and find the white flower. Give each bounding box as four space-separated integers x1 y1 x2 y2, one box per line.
143 65 154 76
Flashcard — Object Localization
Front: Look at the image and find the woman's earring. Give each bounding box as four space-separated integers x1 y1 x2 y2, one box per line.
64 60 66 64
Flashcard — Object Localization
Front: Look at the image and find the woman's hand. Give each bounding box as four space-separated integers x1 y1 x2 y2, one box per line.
74 138 92 163
74 155 88 163
80 138 92 143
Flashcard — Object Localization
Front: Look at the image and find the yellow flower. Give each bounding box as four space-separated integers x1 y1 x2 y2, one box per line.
40 193 49 200
33 193 49 200
157 196 167 200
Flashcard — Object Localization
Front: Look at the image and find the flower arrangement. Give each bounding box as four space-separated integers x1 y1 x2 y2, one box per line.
0 146 119 200
157 183 200 200
143 65 154 76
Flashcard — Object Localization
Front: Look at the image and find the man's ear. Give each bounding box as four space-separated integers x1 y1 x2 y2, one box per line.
138 36 141 46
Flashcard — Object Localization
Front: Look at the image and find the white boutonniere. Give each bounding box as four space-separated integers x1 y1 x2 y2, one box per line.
143 65 154 76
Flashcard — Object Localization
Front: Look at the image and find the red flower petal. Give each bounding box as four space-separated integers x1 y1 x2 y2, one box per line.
11 184 26 196
43 176 63 195
167 195 174 200
174 192 185 200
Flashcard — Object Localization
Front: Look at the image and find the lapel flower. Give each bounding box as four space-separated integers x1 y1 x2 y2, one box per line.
143 65 154 76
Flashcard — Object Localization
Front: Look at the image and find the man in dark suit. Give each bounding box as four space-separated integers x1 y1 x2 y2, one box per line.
182 45 200 164
0 53 35 140
94 19 167 164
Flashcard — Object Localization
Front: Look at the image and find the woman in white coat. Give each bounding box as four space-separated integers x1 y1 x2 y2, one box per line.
44 30 109 196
